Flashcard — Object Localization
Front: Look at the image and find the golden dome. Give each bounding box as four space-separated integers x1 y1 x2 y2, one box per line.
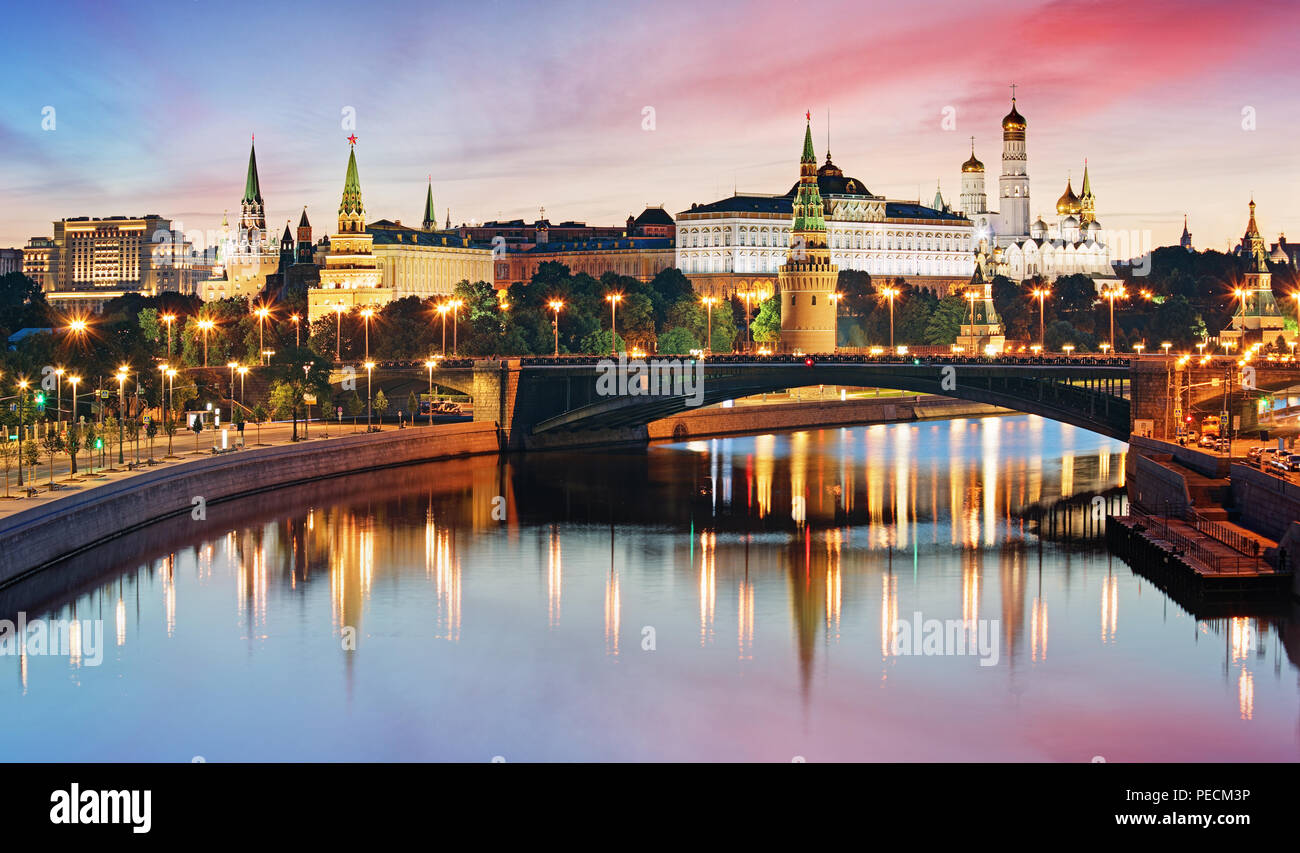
1001 100 1026 132
1056 178 1081 216
962 152 984 173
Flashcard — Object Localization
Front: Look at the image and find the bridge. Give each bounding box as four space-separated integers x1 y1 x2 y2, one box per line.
326 352 1300 449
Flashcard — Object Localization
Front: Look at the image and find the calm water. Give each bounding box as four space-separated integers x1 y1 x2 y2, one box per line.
2 415 1297 762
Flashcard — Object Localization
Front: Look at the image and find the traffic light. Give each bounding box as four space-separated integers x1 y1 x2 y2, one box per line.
804 357 815 367
94 438 103 450
34 392 45 413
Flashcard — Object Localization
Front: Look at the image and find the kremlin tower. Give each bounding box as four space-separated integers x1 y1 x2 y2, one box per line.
778 116 838 353
307 137 385 323
997 92 1030 238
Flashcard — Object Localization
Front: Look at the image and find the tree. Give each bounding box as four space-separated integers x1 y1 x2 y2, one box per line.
581 329 625 356
373 389 389 427
1145 294 1205 350
406 391 418 424
145 419 158 462
83 423 97 474
657 327 699 355
751 297 781 345
64 423 81 478
268 381 300 438
42 427 61 488
162 413 177 457
23 434 39 474
251 403 268 445
191 415 204 453
345 392 364 432
924 294 969 345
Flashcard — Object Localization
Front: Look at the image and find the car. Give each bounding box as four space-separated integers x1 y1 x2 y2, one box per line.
1286 455 1300 472
1248 447 1264 464
1215 438 1231 452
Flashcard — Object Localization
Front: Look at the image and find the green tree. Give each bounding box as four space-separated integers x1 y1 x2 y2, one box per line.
657 327 699 355
373 389 389 427
924 294 968 345
0 438 15 497
751 297 781 345
162 413 177 456
64 423 81 477
406 391 418 423
345 392 364 431
42 427 61 488
190 415 204 453
251 403 268 445
23 433 39 473
83 423 97 474
145 419 158 462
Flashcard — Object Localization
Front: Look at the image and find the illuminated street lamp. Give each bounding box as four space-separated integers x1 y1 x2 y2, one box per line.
255 306 272 364
548 300 564 358
115 367 129 465
333 302 346 362
1102 285 1127 352
364 361 375 430
1062 344 1075 357
237 366 249 406
880 286 900 350
290 313 301 348
1161 341 1172 357
436 303 450 356
701 296 718 355
1031 287 1050 349
425 359 437 426
161 313 176 356
68 375 81 430
740 291 755 351
197 318 215 366
1099 343 1111 354
227 362 238 401
449 300 463 355
605 293 623 356
964 290 978 349
360 307 374 361
1134 343 1145 356
54 367 64 424
16 378 28 488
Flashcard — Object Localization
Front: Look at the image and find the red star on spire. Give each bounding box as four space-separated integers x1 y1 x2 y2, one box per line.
805 110 811 122
347 134 358 146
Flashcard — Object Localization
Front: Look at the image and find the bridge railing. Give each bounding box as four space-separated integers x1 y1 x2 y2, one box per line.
514 353 1134 368
1129 506 1272 575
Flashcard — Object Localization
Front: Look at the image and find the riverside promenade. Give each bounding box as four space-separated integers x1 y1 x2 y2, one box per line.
0 419 500 587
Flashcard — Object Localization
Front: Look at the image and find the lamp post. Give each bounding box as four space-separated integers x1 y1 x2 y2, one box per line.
740 291 754 351
1062 344 1075 357
161 313 176 357
1134 343 1145 356
450 300 462 355
197 318 215 367
333 303 345 362
255 306 272 364
166 370 176 421
364 361 375 430
548 300 564 358
116 367 128 465
965 290 978 351
227 362 238 401
68 375 81 429
425 360 436 426
302 363 310 439
360 307 374 361
16 379 27 488
1102 285 1126 352
881 286 899 350
701 296 717 355
436 303 450 356
237 366 248 406
54 367 64 424
291 313 301 349
605 293 623 356
1032 287 1049 349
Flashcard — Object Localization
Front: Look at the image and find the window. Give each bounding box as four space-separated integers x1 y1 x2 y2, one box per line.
811 295 817 305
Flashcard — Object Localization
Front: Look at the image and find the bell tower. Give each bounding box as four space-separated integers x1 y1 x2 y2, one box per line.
779 115 838 353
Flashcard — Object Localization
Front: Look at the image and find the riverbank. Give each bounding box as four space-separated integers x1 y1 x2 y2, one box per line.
0 421 499 587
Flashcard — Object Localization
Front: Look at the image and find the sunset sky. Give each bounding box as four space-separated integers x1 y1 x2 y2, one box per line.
3 0 1298 256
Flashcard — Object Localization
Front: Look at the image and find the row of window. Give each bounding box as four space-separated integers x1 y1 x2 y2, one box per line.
680 227 973 252
678 254 977 276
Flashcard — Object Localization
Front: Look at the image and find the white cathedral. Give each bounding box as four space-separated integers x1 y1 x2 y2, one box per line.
959 94 1114 283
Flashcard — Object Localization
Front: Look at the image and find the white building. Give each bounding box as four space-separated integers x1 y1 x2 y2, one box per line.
677 151 975 298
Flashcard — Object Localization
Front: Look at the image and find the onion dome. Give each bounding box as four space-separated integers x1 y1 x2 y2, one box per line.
1001 99 1026 133
962 141 984 173
1056 178 1082 216
1031 215 1048 235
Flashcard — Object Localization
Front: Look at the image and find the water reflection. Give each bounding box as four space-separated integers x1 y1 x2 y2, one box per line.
2 415 1298 762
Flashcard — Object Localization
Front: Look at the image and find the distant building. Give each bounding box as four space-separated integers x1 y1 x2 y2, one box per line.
22 215 195 312
626 206 675 239
457 216 626 248
1180 215 1193 251
1220 200 1295 351
200 141 281 303
0 248 21 276
493 237 676 289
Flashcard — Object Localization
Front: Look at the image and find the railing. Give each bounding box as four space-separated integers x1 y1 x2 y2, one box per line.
1182 507 1262 558
1129 506 1270 576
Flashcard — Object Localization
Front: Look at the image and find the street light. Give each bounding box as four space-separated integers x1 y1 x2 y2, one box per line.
197 318 215 366
67 375 81 428
116 367 128 465
364 361 375 430
1102 285 1127 352
237 366 248 406
1134 343 1145 356
548 300 564 358
161 313 176 356
701 296 717 355
436 303 450 356
227 362 238 401
964 290 978 350
290 313 301 349
1031 287 1050 349
449 300 462 355
605 293 623 356
1062 344 1075 357
1161 341 1172 357
360 307 374 361
740 291 755 351
16 378 28 488
880 286 899 350
333 302 346 362
425 359 437 426
302 363 311 439
54 367 64 424
255 306 271 364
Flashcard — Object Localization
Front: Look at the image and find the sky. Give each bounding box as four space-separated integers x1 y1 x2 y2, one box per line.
2 0 1299 257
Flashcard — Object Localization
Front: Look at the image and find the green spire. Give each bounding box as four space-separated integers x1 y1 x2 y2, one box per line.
243 141 262 204
340 145 363 217
1081 160 1092 196
423 180 436 229
801 120 816 164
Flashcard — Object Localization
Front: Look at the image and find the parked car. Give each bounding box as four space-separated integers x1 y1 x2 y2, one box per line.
1215 437 1231 452
1247 446 1264 464
1286 454 1300 472
1199 434 1217 448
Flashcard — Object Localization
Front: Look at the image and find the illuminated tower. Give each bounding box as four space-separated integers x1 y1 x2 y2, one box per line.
778 116 838 353
1221 200 1293 350
1180 215 1193 252
296 207 313 264
957 262 1005 354
307 137 384 323
998 90 1029 239
422 179 437 231
238 139 267 247
959 139 987 216
1079 160 1096 225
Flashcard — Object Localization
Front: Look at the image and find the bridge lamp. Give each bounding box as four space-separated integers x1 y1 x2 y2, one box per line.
54 367 65 424
290 313 301 348
1029 344 1042 355
333 302 346 362
605 293 623 356
880 287 899 350
1030 288 1050 349
449 300 464 356
1099 343 1110 354
436 303 451 356
963 290 978 350
1102 286 1127 352
1161 342 1172 357
237 366 249 405
547 300 565 358
424 360 438 425
1133 343 1145 356
1062 345 1075 357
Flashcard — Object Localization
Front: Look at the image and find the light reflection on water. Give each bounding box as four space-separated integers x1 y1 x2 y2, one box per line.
1 415 1297 762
